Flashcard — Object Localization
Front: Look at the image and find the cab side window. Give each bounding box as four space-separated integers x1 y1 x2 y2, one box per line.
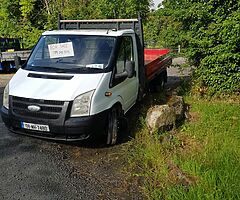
116 37 134 74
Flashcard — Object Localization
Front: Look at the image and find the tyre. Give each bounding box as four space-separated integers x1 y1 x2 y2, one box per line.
151 74 165 93
159 75 165 91
158 70 167 92
106 106 120 145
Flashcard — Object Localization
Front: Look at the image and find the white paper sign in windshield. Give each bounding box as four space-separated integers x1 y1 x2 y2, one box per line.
48 42 74 59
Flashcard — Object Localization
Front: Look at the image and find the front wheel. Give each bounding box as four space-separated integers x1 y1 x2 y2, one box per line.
106 106 120 145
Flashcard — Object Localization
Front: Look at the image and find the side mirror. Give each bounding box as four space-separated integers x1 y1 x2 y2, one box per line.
14 56 21 69
115 71 128 80
125 61 135 78
114 61 136 85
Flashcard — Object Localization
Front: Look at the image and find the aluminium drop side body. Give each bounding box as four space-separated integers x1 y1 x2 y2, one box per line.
0 38 31 72
0 17 171 143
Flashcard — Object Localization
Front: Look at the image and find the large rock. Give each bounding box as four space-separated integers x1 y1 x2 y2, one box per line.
146 105 176 133
167 96 185 121
146 95 186 133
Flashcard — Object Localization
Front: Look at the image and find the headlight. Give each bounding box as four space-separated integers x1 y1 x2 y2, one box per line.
71 90 94 117
3 84 9 109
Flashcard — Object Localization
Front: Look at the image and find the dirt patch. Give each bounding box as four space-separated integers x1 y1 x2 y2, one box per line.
168 161 197 187
39 141 144 199
188 111 201 123
176 133 203 158
67 145 143 199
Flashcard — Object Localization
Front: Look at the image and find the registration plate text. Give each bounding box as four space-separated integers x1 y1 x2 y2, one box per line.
21 122 50 132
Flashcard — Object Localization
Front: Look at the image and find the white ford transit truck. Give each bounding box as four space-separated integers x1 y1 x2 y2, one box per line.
1 16 171 145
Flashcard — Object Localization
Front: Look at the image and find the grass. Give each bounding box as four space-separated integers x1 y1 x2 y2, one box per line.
127 96 240 199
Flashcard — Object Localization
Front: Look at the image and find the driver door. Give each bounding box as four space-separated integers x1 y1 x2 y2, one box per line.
111 35 138 111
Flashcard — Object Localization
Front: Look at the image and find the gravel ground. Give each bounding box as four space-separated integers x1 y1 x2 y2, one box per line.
0 63 190 200
166 57 192 90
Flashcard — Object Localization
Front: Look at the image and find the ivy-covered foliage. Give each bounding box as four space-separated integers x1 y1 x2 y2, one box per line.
195 11 240 93
146 0 240 94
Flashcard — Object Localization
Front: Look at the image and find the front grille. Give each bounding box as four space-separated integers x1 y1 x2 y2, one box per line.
11 96 65 119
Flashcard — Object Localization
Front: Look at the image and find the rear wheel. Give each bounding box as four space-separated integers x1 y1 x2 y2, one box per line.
106 106 120 145
159 75 165 91
150 74 165 92
157 70 167 92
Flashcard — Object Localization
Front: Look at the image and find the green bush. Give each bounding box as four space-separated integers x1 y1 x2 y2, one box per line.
145 0 240 94
190 11 240 94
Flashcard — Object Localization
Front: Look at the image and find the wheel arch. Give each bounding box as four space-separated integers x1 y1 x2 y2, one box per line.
105 95 124 113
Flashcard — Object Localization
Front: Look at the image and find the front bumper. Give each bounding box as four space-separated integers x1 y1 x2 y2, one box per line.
1 106 108 141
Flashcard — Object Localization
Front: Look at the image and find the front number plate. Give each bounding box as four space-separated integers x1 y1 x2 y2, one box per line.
21 122 50 132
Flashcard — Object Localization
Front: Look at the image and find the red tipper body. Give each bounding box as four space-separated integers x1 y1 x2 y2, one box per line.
144 48 171 82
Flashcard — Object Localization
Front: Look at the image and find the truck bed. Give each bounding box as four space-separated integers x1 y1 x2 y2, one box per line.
0 50 31 72
1 50 31 62
144 48 172 81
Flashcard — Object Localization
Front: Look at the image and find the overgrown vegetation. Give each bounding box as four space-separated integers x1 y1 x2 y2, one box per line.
145 0 240 94
128 95 240 199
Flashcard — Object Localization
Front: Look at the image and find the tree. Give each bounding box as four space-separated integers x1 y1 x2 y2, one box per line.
148 0 240 93
60 0 151 19
0 0 152 48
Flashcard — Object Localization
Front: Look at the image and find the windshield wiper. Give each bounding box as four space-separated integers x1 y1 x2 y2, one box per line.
27 66 67 73
26 65 104 74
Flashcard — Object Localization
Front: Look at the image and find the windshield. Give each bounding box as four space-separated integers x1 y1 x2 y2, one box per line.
25 35 115 73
